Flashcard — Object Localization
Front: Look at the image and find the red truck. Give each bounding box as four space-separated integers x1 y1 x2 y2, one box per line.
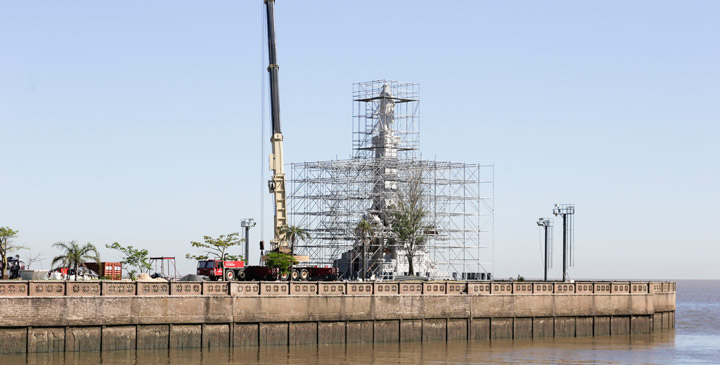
196 260 286 281
196 260 245 281
196 259 338 281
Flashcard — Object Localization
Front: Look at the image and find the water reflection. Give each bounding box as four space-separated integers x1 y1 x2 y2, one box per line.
7 332 681 365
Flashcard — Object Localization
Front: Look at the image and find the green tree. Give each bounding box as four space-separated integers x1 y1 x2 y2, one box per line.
391 167 427 277
279 225 310 256
355 218 377 279
0 227 25 279
264 252 298 275
51 241 101 280
186 233 243 261
105 242 151 280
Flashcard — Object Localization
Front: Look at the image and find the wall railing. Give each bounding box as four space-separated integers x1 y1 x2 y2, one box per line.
0 280 676 298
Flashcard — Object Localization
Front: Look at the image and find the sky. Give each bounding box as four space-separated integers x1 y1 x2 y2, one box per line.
1 1 718 280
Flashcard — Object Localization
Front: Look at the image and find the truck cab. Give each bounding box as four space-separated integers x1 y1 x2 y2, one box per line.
196 260 245 281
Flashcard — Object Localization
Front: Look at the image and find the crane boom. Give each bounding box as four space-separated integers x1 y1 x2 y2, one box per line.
265 0 288 252
265 0 281 135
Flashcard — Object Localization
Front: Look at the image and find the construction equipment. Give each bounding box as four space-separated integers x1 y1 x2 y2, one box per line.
193 1 315 282
211 0 288 282
264 0 289 254
196 259 245 281
247 1 336 281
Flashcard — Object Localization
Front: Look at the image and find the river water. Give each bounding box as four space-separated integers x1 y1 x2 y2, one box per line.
3 280 718 364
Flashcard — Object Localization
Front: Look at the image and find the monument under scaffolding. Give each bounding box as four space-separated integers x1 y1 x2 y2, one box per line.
289 80 494 280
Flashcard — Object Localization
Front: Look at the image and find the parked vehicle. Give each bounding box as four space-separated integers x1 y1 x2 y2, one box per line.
196 260 245 281
240 265 283 281
195 259 338 281
290 266 338 281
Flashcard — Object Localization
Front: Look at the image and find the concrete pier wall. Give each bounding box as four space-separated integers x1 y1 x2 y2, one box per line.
0 280 676 353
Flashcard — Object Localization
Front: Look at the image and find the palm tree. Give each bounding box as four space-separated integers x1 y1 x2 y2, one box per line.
279 225 310 256
356 218 377 279
51 241 101 280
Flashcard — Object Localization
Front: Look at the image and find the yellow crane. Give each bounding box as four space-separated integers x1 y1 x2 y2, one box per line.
263 1 308 263
264 0 288 253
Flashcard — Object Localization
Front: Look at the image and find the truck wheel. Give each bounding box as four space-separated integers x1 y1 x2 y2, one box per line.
224 270 235 281
237 270 246 281
280 272 290 281
300 269 310 281
290 269 299 281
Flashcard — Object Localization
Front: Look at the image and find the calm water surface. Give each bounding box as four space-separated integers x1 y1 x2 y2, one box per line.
3 280 718 364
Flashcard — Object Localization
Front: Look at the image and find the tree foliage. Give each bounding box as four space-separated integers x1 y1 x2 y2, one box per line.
264 252 298 275
391 167 427 276
106 242 151 280
0 227 24 279
51 241 101 279
186 233 243 261
279 225 310 255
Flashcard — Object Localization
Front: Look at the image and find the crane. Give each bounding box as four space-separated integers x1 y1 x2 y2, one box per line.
193 1 337 282
259 1 317 277
192 1 330 282
264 0 289 254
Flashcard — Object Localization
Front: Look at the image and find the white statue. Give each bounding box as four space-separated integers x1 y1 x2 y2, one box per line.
378 84 395 130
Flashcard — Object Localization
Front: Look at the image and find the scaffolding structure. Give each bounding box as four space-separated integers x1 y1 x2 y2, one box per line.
289 80 494 280
353 80 419 160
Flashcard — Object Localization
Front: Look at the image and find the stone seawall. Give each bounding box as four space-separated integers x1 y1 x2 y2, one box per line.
0 281 676 354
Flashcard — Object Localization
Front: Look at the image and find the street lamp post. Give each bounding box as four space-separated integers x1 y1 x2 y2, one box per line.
553 204 575 282
536 218 553 281
241 219 257 265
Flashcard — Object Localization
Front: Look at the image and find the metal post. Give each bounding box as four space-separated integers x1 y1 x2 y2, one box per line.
544 224 549 282
537 217 553 282
553 204 574 282
241 219 256 265
244 226 250 265
562 214 568 282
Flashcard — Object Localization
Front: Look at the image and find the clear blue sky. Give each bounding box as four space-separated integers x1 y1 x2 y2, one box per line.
2 1 718 279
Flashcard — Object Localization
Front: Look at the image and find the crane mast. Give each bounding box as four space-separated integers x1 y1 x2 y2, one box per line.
265 0 288 253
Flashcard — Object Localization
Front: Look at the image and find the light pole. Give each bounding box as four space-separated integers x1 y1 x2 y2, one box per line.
241 219 257 265
536 218 553 281
553 204 575 282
